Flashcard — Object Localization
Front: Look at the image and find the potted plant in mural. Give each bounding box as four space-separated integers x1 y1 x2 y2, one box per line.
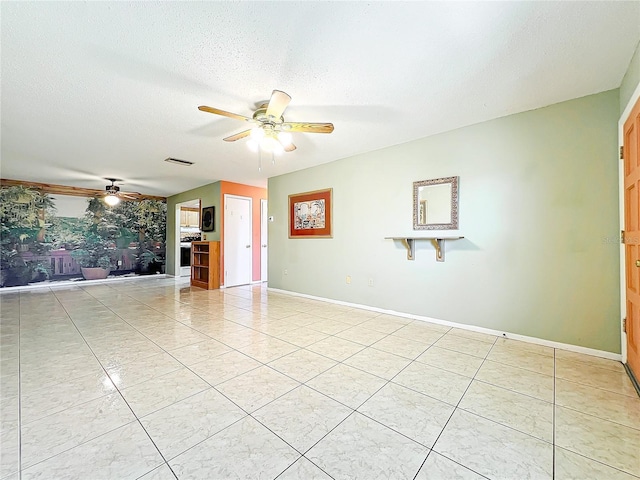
0 185 54 286
71 231 116 280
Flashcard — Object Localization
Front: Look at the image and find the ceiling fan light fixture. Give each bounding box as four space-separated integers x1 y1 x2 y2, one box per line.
260 135 284 154
250 127 265 140
104 193 120 206
247 138 259 152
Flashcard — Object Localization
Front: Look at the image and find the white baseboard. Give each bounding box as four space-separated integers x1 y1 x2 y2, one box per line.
268 287 622 362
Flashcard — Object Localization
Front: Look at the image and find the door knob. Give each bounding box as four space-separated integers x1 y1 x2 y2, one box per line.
246 245 251 248
262 244 267 248
636 260 640 267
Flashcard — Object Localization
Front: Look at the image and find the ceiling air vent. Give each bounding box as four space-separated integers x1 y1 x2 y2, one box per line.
164 157 194 166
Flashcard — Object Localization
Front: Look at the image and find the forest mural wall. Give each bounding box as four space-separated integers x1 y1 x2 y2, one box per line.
0 185 166 287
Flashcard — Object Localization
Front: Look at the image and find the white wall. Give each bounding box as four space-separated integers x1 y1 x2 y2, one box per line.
268 90 621 353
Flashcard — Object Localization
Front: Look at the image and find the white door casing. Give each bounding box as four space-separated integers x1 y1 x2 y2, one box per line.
261 199 268 282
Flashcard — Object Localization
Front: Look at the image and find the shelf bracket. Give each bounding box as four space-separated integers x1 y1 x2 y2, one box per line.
432 238 444 262
400 238 415 260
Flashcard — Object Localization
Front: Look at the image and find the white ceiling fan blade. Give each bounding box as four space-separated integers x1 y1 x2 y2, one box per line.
265 90 291 120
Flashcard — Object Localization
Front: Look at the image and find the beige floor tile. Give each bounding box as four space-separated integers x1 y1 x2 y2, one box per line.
189 350 261 385
307 363 387 409
358 382 454 447
253 385 352 452
486 343 554 375
555 446 638 480
215 365 300 412
371 334 431 359
106 352 183 390
392 325 446 344
21 393 135 468
555 378 640 430
272 326 330 347
433 335 493 358
137 463 178 480
306 336 365 362
20 370 117 425
555 405 640 477
434 409 553 480
344 347 411 380
21 421 164 480
237 336 299 363
393 362 472 405
460 380 553 442
276 457 333 479
335 325 389 346
555 349 626 372
415 452 486 479
492 337 554 357
167 339 231 366
416 346 484 378
140 387 246 459
0 425 19 479
446 328 497 344
169 416 299 479
556 358 637 397
267 349 337 383
120 368 210 417
475 360 554 402
307 412 428 480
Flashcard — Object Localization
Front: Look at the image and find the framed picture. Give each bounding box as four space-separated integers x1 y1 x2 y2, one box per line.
201 206 215 232
289 188 333 238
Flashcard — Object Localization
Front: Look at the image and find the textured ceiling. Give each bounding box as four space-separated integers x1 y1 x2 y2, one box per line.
1 2 639 197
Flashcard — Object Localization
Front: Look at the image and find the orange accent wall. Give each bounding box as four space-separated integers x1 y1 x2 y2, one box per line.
219 181 267 284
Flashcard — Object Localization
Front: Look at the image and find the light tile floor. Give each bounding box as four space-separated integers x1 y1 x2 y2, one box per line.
1 277 639 480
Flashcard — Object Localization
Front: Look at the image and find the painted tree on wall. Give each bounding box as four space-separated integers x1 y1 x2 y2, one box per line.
0 185 55 285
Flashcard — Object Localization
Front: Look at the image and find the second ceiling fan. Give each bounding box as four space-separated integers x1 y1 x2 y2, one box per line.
198 90 334 153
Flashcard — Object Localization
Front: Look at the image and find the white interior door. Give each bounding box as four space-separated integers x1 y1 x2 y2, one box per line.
224 195 252 287
261 199 268 282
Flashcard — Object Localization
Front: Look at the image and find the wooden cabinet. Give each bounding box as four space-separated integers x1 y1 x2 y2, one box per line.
180 208 200 228
190 241 220 289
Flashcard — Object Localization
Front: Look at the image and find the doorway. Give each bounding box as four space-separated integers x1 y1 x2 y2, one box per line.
622 94 640 384
174 199 201 277
224 194 252 287
261 199 268 282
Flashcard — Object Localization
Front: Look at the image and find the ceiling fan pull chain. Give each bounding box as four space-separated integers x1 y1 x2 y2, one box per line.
271 151 275 166
258 150 262 172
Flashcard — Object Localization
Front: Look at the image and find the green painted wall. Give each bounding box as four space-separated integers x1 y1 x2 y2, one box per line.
166 182 220 276
268 90 621 353
620 40 640 113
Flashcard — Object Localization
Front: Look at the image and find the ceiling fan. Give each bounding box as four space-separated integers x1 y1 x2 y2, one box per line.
198 90 334 154
103 178 138 206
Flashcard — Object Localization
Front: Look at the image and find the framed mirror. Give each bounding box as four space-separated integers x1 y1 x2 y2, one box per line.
413 176 459 230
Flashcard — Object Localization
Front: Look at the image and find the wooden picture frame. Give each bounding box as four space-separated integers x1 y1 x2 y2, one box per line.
288 188 333 238
201 206 215 232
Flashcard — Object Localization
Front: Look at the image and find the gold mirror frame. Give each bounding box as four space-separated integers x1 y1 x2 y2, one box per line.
413 176 459 230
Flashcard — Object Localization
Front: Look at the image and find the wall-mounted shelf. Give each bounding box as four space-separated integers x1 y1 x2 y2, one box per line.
385 236 464 262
